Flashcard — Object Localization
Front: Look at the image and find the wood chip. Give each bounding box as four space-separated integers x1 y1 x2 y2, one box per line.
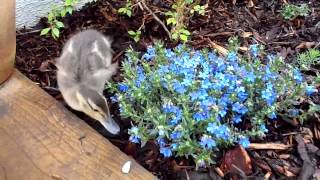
122 160 132 174
207 38 228 56
248 143 293 150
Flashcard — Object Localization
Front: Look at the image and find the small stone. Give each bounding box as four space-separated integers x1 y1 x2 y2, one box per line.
122 161 132 174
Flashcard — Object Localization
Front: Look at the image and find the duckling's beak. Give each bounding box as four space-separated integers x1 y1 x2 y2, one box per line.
100 116 120 135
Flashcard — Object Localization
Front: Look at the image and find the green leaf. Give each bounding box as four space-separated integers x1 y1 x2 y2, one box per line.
60 8 67 17
167 18 176 25
126 10 132 17
172 32 178 40
40 28 51 36
55 21 64 28
181 29 190 35
134 36 140 42
66 6 73 14
194 5 200 10
118 7 126 13
165 11 174 17
65 0 72 6
52 28 60 38
179 34 188 42
185 0 193 4
128 30 136 36
48 12 54 22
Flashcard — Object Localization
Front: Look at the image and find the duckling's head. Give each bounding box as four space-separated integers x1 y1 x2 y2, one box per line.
75 86 120 135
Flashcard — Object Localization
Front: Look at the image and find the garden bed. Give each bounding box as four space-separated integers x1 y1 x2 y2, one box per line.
16 0 320 179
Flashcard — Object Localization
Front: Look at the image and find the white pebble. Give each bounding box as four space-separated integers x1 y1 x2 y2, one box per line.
122 161 132 174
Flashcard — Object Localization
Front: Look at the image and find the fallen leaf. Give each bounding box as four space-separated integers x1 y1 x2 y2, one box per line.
220 146 252 175
295 42 316 50
124 142 137 156
241 32 253 38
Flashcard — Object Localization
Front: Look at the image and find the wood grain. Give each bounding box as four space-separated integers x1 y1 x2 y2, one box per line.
0 70 155 180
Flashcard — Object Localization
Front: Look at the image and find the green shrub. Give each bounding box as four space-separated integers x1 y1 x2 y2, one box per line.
117 0 207 42
297 48 320 70
281 3 310 20
107 42 318 167
40 0 79 39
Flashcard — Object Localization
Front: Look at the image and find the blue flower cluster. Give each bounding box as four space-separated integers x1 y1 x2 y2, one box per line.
110 42 318 167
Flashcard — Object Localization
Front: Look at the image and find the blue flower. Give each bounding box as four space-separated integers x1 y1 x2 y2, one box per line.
130 126 139 134
199 71 209 80
232 115 242 124
119 84 129 92
306 86 318 96
110 95 118 103
263 65 277 81
119 106 124 113
261 83 277 105
143 46 156 61
173 81 187 94
199 97 216 110
249 44 259 57
129 126 140 143
232 102 248 115
160 147 172 157
190 89 208 101
293 68 303 84
268 111 277 119
158 129 165 136
170 131 182 140
226 52 237 62
239 136 250 148
165 49 175 59
208 52 217 62
129 135 140 143
135 66 146 87
200 135 216 149
246 71 256 82
288 109 299 117
259 124 268 133
201 78 212 89
171 143 178 150
207 123 230 140
236 86 248 102
193 111 210 121
267 54 276 63
157 138 166 147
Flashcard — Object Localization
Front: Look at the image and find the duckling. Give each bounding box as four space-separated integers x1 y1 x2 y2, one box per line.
56 29 120 135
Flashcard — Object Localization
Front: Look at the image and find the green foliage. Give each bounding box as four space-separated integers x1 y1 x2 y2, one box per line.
107 41 318 167
297 48 320 70
171 27 190 42
117 0 207 43
118 0 132 17
128 30 141 42
190 4 207 15
40 0 79 39
281 3 310 20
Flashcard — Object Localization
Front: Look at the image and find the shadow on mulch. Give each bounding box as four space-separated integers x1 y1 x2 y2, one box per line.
16 0 320 179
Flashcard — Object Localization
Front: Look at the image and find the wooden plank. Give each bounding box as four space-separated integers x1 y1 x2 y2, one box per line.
0 70 155 180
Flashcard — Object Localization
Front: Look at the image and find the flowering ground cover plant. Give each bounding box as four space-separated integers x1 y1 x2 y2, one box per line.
107 42 318 168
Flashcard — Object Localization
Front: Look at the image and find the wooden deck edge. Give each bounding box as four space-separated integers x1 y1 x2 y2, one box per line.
0 70 155 180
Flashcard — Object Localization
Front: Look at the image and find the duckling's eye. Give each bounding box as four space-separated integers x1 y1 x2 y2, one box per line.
93 109 99 112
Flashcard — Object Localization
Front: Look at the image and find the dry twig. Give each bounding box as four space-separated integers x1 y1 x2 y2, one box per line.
139 0 171 38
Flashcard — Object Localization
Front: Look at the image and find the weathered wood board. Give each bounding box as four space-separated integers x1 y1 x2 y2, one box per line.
0 70 155 180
